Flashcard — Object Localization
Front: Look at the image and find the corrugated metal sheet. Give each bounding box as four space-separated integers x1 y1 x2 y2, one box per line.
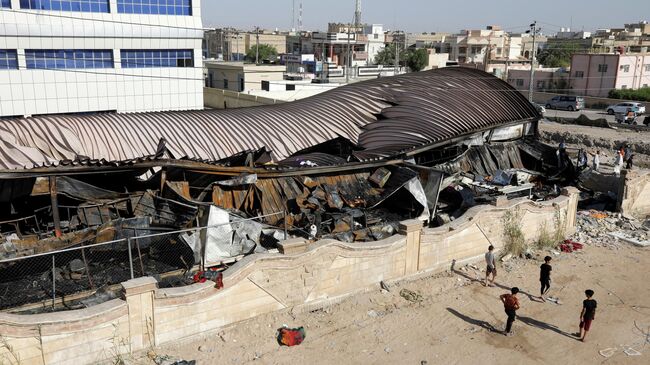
0 68 538 171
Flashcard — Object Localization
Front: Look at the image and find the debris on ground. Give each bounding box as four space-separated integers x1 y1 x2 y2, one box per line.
598 348 617 358
276 326 306 347
623 347 642 356
573 210 650 249
399 288 423 303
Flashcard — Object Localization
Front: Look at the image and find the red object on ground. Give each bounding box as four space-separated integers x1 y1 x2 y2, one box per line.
277 327 306 347
560 240 584 253
192 269 224 289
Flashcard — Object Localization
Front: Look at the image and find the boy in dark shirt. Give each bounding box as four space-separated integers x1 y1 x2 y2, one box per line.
500 287 520 336
579 289 597 342
539 256 552 302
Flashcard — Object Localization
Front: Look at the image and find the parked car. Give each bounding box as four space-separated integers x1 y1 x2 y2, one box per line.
606 102 645 115
545 96 585 111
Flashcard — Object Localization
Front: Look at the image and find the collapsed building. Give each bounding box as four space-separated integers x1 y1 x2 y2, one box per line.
0 67 568 311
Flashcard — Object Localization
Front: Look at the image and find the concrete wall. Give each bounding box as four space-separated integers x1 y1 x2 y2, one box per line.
0 190 579 365
617 169 650 219
203 87 285 109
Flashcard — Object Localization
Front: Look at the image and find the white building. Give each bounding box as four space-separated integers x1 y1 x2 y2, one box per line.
0 0 204 117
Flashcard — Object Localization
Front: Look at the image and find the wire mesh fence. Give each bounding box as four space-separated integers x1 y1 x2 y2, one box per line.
0 212 286 313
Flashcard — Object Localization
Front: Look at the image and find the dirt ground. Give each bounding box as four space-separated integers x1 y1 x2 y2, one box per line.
539 120 650 168
152 243 650 365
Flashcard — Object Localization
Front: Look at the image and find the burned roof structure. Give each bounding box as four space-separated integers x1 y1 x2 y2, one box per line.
0 67 538 172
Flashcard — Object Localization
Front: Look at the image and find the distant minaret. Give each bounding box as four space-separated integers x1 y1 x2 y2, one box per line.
354 0 362 31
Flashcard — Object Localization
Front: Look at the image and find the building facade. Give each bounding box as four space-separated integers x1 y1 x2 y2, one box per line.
570 53 650 97
0 0 204 117
204 61 285 92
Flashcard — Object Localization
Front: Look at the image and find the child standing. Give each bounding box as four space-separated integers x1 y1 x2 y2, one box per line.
500 287 521 336
485 245 497 287
579 289 597 342
540 256 552 302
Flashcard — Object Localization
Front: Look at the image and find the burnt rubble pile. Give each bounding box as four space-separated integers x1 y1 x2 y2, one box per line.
572 210 650 249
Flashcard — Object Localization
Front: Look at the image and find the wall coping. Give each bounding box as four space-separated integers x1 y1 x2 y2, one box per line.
0 299 126 328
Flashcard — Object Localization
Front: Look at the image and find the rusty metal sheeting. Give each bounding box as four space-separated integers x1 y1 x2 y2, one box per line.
0 68 538 171
436 142 525 176
278 153 348 168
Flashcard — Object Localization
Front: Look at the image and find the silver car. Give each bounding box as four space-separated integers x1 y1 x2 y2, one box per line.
545 95 585 111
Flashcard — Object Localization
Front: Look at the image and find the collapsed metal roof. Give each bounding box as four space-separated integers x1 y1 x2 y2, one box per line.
0 67 538 171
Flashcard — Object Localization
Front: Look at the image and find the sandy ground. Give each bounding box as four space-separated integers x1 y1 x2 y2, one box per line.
539 120 650 168
152 243 650 365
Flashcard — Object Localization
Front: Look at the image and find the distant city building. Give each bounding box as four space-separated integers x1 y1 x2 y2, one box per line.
312 24 385 67
204 61 285 92
570 53 650 97
204 29 287 62
507 67 570 92
1 0 204 117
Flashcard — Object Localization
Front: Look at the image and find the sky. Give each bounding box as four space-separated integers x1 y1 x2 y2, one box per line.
202 0 649 34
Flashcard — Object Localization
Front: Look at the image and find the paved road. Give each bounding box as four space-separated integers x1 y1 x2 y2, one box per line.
542 107 649 128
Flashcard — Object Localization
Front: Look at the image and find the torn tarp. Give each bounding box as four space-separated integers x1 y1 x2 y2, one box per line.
201 206 264 263
216 174 258 187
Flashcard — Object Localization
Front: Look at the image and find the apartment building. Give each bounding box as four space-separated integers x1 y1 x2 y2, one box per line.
0 0 204 117
570 53 650 97
312 24 385 67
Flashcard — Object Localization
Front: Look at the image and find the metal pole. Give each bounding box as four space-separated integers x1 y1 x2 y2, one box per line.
255 27 260 64
528 21 538 102
49 176 62 238
51 255 56 309
127 238 134 279
394 31 400 75
284 211 288 240
346 24 351 83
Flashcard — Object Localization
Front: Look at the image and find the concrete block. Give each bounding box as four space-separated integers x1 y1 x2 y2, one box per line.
277 238 310 255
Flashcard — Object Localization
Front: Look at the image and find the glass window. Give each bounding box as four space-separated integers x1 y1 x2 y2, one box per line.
117 0 191 16
598 64 608 73
19 0 110 13
0 50 19 70
25 49 114 69
120 49 194 68
1 0 11 8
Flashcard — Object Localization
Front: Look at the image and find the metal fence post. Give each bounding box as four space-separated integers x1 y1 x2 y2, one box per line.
51 255 56 309
284 210 288 240
127 238 134 280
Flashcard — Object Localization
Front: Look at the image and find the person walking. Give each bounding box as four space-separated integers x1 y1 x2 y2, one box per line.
592 150 600 171
484 245 497 287
539 256 552 302
578 289 597 342
500 287 521 336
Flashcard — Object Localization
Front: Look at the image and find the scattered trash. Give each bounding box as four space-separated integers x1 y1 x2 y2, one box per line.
277 326 306 347
599 348 617 358
192 269 224 289
623 347 642 356
399 288 423 303
380 280 391 292
384 346 392 353
367 310 379 318
546 296 561 305
560 240 584 253
501 254 513 262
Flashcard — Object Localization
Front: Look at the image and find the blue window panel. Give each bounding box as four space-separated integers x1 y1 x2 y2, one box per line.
1 0 11 8
25 49 114 69
116 0 192 16
120 49 194 68
0 50 19 70
20 1 110 13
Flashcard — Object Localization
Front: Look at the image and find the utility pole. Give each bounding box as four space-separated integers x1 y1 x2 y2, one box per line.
394 31 400 75
255 26 260 64
527 21 541 102
346 23 352 83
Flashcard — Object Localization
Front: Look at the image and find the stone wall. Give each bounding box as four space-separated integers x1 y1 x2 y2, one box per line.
0 189 579 365
617 169 650 219
203 88 285 109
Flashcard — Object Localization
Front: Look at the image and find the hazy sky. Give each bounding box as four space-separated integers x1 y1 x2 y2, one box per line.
202 0 649 34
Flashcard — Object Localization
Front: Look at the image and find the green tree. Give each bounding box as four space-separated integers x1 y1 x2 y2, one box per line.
245 44 278 63
406 49 428 72
374 44 406 66
536 43 580 68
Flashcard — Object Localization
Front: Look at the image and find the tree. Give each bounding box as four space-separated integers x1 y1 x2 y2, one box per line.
374 44 406 66
536 43 580 68
406 49 428 72
245 44 278 63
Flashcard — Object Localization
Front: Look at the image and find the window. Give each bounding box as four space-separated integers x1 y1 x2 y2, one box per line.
575 71 584 78
117 0 191 15
516 79 524 87
374 34 379 40
598 64 608 73
1 0 11 8
643 84 648 88
25 50 113 69
620 65 630 72
645 65 650 72
120 50 194 68
223 79 228 89
0 50 18 70
622 85 627 89
536 80 545 89
20 0 110 13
